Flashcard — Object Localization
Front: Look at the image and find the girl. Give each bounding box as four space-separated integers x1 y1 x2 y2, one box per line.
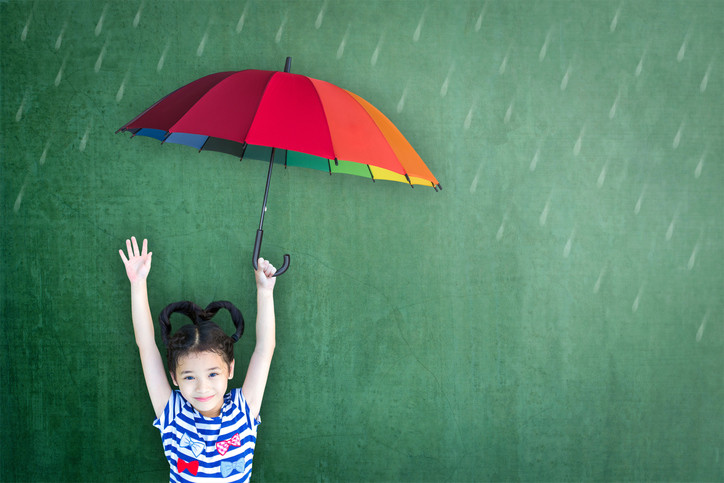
119 236 277 482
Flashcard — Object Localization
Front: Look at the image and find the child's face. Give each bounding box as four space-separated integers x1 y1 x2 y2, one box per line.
171 351 235 418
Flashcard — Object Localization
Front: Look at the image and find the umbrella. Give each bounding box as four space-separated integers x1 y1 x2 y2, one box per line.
117 57 440 276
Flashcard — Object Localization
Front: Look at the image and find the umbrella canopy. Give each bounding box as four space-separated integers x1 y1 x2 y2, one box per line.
117 66 440 189
117 58 440 276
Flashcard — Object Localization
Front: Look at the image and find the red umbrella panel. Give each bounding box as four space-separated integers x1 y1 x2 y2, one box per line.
117 58 441 275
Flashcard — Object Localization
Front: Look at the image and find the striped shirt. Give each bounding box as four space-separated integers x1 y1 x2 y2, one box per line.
153 389 260 482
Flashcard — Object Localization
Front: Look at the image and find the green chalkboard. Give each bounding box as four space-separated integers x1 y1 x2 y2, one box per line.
2 0 722 481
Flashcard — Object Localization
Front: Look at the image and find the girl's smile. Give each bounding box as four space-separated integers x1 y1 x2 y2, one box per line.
171 351 235 418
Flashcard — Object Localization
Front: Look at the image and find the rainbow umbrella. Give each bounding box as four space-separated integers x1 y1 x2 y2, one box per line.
117 58 440 276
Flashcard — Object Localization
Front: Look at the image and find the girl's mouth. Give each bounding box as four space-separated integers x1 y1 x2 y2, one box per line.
195 395 215 403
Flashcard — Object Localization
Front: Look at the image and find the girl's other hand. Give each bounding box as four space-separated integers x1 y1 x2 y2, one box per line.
255 257 276 291
119 236 152 284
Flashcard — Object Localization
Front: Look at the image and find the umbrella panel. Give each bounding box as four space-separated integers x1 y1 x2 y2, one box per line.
129 129 433 185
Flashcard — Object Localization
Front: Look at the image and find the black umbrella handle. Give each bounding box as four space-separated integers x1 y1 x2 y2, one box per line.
252 229 290 277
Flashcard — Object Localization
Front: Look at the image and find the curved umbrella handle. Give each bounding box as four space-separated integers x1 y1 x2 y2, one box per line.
252 229 290 277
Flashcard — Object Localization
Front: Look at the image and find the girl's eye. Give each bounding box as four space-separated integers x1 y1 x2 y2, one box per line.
184 376 195 381
209 373 218 378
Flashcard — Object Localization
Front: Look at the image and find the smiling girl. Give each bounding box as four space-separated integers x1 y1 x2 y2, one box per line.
119 237 277 482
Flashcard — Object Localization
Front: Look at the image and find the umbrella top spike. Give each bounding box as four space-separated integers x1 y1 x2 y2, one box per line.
284 57 292 73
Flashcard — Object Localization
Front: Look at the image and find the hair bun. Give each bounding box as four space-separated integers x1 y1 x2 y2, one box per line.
202 301 245 342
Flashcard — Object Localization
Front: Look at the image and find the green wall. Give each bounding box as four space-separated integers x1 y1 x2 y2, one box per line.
2 0 723 481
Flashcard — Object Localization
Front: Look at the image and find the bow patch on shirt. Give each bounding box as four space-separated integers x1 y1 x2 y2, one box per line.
177 458 199 476
180 433 205 458
221 458 246 478
216 433 242 456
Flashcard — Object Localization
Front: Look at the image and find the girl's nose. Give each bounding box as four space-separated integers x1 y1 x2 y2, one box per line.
197 377 210 392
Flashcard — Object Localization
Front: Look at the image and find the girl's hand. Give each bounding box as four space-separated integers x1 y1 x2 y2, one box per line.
255 257 276 291
119 236 152 284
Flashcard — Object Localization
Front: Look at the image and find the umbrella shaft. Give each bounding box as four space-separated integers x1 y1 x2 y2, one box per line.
258 147 276 230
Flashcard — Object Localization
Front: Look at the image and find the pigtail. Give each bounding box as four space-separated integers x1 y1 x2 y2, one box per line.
203 301 245 343
158 301 205 346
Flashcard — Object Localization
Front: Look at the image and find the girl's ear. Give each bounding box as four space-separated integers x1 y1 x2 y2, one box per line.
228 359 235 380
170 372 179 387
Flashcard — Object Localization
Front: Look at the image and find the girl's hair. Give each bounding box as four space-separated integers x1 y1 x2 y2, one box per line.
159 300 244 375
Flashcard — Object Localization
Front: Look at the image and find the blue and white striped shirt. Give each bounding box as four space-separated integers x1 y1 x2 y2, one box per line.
153 389 260 482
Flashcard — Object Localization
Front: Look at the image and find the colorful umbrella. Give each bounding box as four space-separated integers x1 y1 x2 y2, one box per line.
117 57 440 276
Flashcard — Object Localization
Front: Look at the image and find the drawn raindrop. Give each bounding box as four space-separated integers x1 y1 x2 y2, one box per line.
133 2 144 28
499 47 510 75
696 310 710 342
14 182 27 213
475 3 487 32
40 140 50 165
157 42 170 72
597 162 608 188
560 64 571 90
464 102 475 130
529 147 540 172
95 4 108 37
609 89 620 119
413 9 427 42
396 84 408 113
54 56 67 86
371 34 384 66
275 15 287 44
672 120 685 149
496 217 506 241
95 39 108 73
632 286 643 313
116 71 129 103
80 124 91 152
470 172 479 194
539 28 552 61
15 92 27 122
593 266 606 294
695 150 706 178
440 63 454 97
503 100 514 124
539 197 550 226
677 33 689 62
666 213 676 241
55 22 67 51
22 13 32 41
635 49 646 76
634 185 646 214
700 62 712 92
236 2 249 33
688 242 700 270
610 4 621 32
197 31 209 57
563 229 575 258
336 26 350 59
573 126 585 156
315 0 328 29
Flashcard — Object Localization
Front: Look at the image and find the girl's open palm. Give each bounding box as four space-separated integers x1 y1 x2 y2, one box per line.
119 236 152 283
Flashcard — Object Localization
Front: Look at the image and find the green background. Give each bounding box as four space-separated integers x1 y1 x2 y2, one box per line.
2 0 723 481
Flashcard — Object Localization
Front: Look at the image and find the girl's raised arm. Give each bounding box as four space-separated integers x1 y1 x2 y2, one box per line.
242 258 277 420
120 237 172 418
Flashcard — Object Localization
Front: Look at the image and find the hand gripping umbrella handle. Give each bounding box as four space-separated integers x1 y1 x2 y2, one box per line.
252 229 290 277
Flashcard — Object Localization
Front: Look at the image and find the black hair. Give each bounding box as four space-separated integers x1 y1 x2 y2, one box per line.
158 300 244 376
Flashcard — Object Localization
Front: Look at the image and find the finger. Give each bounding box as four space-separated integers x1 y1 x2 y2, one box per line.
126 238 133 258
141 238 148 256
131 236 140 256
119 249 129 264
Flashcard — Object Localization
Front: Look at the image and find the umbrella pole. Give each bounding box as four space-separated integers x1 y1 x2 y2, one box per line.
252 146 290 276
251 57 293 277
